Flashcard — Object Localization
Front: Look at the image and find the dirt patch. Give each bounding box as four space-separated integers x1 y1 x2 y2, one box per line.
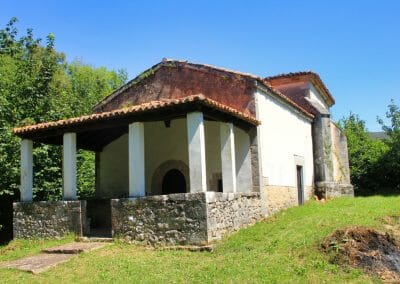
321 226 400 282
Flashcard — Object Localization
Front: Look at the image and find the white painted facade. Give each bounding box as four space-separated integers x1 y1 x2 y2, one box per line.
255 90 314 190
96 118 253 197
309 83 329 112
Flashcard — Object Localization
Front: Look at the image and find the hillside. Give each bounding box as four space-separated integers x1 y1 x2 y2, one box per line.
1 196 399 283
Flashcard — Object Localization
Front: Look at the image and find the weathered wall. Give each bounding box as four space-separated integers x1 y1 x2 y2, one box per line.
330 121 351 184
111 193 208 245
13 201 86 239
206 192 262 241
263 185 313 214
111 192 263 245
255 90 314 189
93 63 256 116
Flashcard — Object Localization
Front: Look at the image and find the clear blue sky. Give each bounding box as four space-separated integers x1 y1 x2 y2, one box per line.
3 0 400 131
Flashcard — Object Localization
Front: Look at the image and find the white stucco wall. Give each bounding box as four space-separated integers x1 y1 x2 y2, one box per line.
255 90 314 189
97 117 253 197
144 118 189 194
234 127 252 192
309 83 329 112
97 134 129 198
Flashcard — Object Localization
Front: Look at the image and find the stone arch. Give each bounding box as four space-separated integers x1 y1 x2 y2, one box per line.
151 160 190 195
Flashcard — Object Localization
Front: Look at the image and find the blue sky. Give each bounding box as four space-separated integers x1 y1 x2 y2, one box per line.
2 0 399 131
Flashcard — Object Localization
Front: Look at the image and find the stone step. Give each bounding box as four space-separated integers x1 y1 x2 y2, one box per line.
76 236 114 243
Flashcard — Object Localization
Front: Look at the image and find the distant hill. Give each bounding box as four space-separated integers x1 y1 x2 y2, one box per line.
368 132 388 140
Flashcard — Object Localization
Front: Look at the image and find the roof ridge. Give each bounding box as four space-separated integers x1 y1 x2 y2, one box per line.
92 58 317 118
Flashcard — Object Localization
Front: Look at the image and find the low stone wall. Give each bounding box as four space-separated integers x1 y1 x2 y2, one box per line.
206 192 262 241
111 192 263 245
13 200 86 239
111 193 208 245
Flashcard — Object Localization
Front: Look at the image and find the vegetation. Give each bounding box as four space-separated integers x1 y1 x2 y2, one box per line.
338 101 400 195
1 196 399 282
0 18 127 241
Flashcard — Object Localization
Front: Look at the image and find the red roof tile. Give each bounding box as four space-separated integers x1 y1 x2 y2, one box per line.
13 95 260 136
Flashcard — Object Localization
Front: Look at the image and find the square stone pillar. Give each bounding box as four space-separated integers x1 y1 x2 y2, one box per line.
220 123 237 193
63 132 77 200
129 122 145 197
20 139 33 202
187 112 207 192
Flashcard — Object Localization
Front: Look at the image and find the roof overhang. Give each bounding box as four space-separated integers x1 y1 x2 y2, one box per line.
14 95 260 151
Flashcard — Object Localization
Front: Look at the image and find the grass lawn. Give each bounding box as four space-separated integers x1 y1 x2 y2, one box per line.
1 195 399 283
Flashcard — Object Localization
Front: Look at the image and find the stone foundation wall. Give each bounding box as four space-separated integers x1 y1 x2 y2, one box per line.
13 200 86 239
111 193 208 245
263 185 313 214
111 192 263 245
316 182 354 199
206 192 262 241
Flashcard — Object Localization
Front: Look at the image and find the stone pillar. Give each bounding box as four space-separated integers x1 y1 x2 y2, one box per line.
20 139 33 202
187 112 207 192
129 122 145 197
63 132 77 200
220 123 237 193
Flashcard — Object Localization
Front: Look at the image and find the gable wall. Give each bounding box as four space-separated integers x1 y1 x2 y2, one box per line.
93 65 257 116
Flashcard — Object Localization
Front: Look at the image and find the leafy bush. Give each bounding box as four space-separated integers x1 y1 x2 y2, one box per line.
339 100 400 195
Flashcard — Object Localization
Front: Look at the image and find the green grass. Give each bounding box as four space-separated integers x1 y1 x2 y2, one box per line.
1 196 399 283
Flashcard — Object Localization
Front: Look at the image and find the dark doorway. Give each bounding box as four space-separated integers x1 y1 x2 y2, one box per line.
162 169 186 194
85 199 112 238
296 166 304 205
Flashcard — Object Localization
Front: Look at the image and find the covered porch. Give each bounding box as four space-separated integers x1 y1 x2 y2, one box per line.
13 95 263 244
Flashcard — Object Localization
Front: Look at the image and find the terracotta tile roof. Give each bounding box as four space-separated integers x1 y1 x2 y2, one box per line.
264 71 335 106
13 95 260 136
93 59 315 119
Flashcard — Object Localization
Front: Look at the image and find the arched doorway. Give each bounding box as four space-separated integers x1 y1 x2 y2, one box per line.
151 160 189 195
162 169 186 194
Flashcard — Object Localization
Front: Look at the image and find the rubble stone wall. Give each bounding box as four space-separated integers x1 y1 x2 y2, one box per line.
206 192 262 241
13 200 86 239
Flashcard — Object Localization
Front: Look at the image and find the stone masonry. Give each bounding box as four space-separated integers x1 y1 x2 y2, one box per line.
111 192 263 245
206 192 262 241
13 201 86 239
111 193 208 245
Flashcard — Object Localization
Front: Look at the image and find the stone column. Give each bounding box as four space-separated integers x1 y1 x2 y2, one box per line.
129 122 145 197
220 123 236 193
20 139 33 202
187 112 207 192
63 132 77 200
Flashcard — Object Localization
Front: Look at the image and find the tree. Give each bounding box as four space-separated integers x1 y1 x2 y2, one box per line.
338 113 389 195
378 100 400 191
0 18 126 241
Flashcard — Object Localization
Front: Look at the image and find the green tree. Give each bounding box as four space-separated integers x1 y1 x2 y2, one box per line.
338 113 389 195
0 18 126 241
378 100 400 191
